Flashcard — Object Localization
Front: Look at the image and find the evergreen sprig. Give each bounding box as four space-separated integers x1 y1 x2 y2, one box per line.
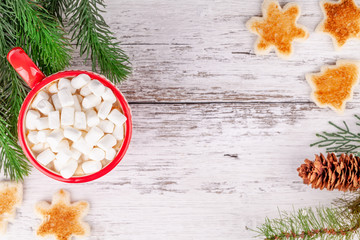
39 0 69 24
334 191 360 215
67 0 131 83
311 115 360 154
254 207 360 240
12 0 72 75
0 114 30 181
0 1 16 57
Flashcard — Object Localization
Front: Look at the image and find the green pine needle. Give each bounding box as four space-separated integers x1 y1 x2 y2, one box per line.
67 0 131 84
253 207 360 240
0 1 16 57
11 0 72 75
311 115 360 155
0 114 30 181
39 0 69 24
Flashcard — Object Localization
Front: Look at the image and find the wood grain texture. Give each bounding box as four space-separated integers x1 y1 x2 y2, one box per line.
3 103 358 239
2 0 360 239
68 0 360 103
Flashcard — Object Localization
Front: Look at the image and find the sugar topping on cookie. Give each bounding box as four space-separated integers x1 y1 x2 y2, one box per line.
246 0 309 59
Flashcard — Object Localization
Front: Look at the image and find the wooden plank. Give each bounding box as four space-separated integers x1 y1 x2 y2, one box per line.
3 103 355 239
68 0 360 103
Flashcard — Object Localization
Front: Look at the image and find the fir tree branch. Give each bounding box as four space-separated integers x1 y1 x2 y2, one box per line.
334 191 360 215
253 207 360 240
0 1 16 57
0 65 30 135
67 0 131 83
0 113 30 181
311 115 360 155
39 0 69 24
0 1 31 180
0 60 31 180
11 0 72 75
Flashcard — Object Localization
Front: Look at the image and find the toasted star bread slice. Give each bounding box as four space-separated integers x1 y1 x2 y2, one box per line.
35 189 90 240
246 0 309 59
0 182 23 235
316 0 360 50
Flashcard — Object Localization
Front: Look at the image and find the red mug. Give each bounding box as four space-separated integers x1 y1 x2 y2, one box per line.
7 47 132 183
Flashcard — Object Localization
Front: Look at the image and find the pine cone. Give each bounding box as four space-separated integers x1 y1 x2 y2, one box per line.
297 153 360 192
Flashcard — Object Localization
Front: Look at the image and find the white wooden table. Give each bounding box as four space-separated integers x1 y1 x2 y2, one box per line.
4 0 360 239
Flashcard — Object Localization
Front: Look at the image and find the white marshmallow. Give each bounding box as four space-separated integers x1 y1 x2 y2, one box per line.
89 148 105 161
50 139 69 153
85 127 104 146
58 78 76 94
26 110 40 130
37 149 55 166
27 131 39 144
72 137 93 154
98 120 114 134
48 111 60 129
71 74 90 89
64 127 82 142
51 94 62 110
74 112 87 130
60 159 78 179
46 129 64 149
37 130 51 143
70 148 81 161
31 143 45 152
113 125 124 140
56 149 72 163
32 91 49 108
86 109 100 127
88 80 105 97
97 134 116 150
53 159 69 172
48 82 58 93
80 84 92 96
107 109 127 126
58 88 74 107
36 99 54 115
98 101 112 120
82 161 102 174
73 95 81 111
36 117 49 130
101 87 116 103
61 107 75 126
82 94 101 109
105 148 116 160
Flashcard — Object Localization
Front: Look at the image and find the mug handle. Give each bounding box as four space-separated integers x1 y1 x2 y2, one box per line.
7 47 46 89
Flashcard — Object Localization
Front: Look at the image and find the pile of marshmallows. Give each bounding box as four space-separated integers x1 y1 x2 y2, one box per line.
25 74 127 179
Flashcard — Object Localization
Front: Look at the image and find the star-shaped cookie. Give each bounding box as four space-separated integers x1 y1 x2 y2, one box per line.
246 0 309 59
35 189 90 240
0 182 22 234
306 60 360 113
316 0 360 50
